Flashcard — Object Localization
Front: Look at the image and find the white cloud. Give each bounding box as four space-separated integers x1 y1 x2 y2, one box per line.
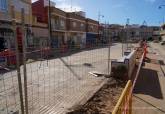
56 3 82 12
31 0 83 12
54 0 83 12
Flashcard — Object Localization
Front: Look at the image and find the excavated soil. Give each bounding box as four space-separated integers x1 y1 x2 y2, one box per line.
67 77 126 114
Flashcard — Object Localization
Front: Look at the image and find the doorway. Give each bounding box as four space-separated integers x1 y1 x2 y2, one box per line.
0 37 5 52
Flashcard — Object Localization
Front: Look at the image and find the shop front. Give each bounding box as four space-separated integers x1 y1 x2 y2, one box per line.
51 31 66 48
0 27 16 67
0 27 14 51
86 33 97 47
66 32 86 49
32 26 49 49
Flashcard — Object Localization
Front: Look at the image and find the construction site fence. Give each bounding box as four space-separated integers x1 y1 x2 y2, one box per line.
0 39 118 114
112 80 132 114
0 32 136 114
112 50 145 114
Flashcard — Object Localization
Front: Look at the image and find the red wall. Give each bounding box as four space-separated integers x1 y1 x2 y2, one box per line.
32 0 48 23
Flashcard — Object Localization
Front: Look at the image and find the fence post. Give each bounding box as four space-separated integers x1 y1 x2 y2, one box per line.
108 30 111 75
21 8 29 114
11 7 25 114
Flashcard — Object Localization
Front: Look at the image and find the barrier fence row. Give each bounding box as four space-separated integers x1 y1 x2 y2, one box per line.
112 50 145 114
0 40 116 114
0 16 133 114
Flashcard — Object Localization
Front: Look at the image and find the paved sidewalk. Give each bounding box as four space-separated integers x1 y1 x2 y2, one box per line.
132 47 165 114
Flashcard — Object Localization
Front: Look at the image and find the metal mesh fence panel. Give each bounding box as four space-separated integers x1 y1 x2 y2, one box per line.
0 37 124 114
25 42 111 114
0 51 21 114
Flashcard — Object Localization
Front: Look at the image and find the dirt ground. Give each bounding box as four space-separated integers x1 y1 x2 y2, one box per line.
67 77 126 114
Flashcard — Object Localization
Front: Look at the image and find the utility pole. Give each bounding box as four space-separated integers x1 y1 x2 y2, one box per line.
142 20 147 26
126 18 130 50
158 5 165 24
121 29 124 56
48 0 52 47
98 12 104 45
107 22 111 75
21 8 28 114
70 0 73 12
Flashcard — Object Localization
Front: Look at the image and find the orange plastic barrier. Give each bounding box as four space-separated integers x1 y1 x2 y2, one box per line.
112 80 132 114
112 52 145 114
0 49 16 65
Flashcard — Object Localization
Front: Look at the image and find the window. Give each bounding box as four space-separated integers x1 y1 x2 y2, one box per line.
73 22 77 28
0 0 7 11
90 25 94 30
60 20 65 27
37 16 42 22
81 23 84 28
51 19 55 30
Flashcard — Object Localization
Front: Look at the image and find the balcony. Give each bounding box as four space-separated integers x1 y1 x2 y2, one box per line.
51 24 66 31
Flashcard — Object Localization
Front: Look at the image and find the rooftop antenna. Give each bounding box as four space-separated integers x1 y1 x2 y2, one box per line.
126 18 130 27
98 11 104 23
70 0 72 12
64 0 66 11
125 18 130 50
74 8 76 16
142 20 147 26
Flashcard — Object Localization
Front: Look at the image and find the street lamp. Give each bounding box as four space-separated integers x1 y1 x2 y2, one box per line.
106 21 111 75
158 5 165 9
48 0 52 47
98 12 104 44
158 5 165 24
98 12 104 23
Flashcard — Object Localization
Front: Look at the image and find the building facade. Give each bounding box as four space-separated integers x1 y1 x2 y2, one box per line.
31 16 49 49
121 25 160 42
86 18 99 47
32 0 87 49
160 24 165 41
32 0 51 49
0 0 32 51
51 7 67 48
32 0 101 50
108 24 124 41
66 12 86 49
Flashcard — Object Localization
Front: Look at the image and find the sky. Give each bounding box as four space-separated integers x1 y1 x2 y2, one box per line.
32 0 165 26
